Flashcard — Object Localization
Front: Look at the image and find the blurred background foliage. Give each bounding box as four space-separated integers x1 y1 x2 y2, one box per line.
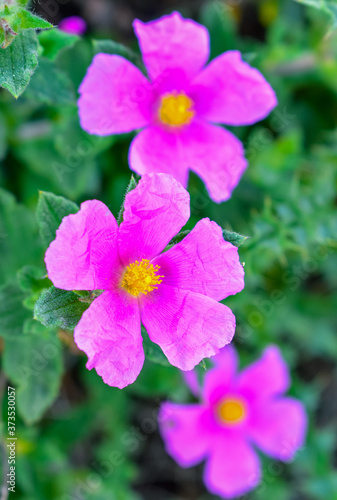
0 0 336 499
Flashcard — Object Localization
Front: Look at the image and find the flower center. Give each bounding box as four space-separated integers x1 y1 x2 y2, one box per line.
217 397 246 425
121 259 164 297
159 92 195 126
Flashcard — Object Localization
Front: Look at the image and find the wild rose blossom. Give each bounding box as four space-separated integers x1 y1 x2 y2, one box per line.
45 173 244 389
78 11 277 203
59 16 87 36
159 346 307 499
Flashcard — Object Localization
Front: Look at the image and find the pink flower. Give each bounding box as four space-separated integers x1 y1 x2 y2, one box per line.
159 346 307 499
78 11 277 203
59 16 87 36
45 173 244 389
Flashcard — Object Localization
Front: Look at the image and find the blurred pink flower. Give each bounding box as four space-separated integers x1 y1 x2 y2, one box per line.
59 16 87 36
78 11 277 203
45 173 244 389
159 345 307 499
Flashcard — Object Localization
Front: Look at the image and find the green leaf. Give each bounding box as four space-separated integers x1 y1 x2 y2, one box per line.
222 229 248 247
36 191 79 248
169 228 247 247
3 327 63 424
26 57 76 105
0 5 52 48
38 28 79 60
9 7 53 32
295 0 337 30
92 39 143 68
0 282 32 339
0 30 38 97
0 189 43 284
141 327 170 367
117 175 138 224
34 286 90 330
17 265 51 293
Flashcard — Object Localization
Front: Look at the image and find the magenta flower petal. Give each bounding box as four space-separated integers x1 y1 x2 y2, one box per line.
129 126 190 187
237 346 290 402
153 218 244 301
191 51 277 126
45 200 120 291
248 397 307 461
202 346 238 404
182 370 200 397
140 284 236 370
118 173 190 264
129 121 247 203
159 402 209 467
204 434 261 499
59 16 87 36
74 290 143 389
78 54 154 135
184 121 248 203
133 11 209 82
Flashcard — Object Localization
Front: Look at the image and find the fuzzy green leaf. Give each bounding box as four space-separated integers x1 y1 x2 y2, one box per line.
36 191 79 248
222 229 248 247
9 7 53 31
0 30 38 97
117 175 138 224
169 228 247 248
34 286 90 330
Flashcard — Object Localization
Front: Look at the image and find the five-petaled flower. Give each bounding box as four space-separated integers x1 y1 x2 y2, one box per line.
159 345 307 499
45 173 244 389
78 11 277 203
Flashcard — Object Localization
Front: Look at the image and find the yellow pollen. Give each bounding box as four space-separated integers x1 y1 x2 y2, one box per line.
159 92 195 126
217 398 246 425
121 259 164 297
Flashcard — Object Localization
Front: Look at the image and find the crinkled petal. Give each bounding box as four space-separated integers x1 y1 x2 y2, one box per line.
140 284 236 371
202 345 238 404
78 54 154 135
118 173 190 264
191 50 277 126
129 121 247 203
128 126 190 187
74 290 143 389
153 218 244 302
248 397 307 461
159 402 209 467
204 433 261 499
237 346 290 402
133 11 209 82
45 200 120 291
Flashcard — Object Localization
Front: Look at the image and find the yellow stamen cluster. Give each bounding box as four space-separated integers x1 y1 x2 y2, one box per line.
217 398 246 425
159 92 195 126
121 259 164 297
